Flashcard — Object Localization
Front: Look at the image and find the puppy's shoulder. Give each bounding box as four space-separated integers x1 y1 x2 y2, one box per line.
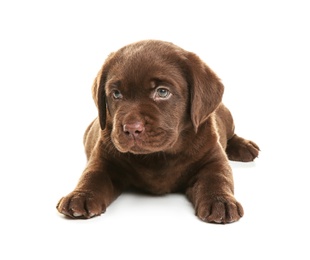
83 118 102 157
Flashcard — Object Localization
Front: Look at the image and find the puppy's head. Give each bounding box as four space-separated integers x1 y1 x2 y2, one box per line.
92 40 223 154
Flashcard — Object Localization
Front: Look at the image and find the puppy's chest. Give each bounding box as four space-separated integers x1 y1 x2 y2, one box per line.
129 158 193 194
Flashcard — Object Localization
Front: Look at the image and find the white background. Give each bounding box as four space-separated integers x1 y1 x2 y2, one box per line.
1 0 309 259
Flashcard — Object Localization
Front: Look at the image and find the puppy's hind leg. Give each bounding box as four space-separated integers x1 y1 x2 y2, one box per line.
226 134 260 162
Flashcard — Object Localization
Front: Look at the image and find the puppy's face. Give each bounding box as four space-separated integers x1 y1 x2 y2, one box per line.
93 40 224 154
106 48 189 154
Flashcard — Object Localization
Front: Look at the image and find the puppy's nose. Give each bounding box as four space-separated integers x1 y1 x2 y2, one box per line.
123 122 145 137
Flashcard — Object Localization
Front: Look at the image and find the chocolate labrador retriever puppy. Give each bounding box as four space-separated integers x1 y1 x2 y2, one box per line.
57 40 259 223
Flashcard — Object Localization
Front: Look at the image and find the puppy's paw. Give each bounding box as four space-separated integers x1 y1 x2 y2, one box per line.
196 195 244 224
226 134 260 162
57 191 106 219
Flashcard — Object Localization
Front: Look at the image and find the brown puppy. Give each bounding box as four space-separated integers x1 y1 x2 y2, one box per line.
57 40 259 223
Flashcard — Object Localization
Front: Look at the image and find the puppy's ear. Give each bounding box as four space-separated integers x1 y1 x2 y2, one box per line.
92 53 114 130
186 52 224 131
91 68 106 130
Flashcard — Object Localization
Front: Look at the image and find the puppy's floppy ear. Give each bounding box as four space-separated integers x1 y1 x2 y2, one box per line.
91 68 106 130
92 53 114 130
186 52 224 131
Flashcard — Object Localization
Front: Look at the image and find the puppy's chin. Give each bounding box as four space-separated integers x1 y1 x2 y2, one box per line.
112 137 178 155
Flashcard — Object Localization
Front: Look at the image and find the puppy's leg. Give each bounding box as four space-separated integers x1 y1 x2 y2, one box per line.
226 134 260 162
57 173 121 219
186 157 243 224
215 104 260 162
57 157 123 219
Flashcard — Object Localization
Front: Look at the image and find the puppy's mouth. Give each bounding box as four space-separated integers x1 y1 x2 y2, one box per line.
111 127 177 154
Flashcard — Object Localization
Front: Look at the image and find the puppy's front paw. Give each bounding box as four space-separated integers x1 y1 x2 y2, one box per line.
57 191 106 219
196 195 244 224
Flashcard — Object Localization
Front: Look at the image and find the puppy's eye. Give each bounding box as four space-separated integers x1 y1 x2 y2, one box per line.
112 90 123 99
155 87 171 100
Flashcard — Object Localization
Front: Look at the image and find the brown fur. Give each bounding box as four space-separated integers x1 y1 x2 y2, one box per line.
57 40 259 223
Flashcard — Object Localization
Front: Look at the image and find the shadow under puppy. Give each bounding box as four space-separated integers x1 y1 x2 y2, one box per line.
57 40 259 224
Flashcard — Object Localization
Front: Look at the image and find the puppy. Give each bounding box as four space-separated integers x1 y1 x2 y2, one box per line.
57 40 259 223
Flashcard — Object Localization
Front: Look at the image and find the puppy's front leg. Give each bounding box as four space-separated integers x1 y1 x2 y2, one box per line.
186 159 244 224
57 158 122 219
